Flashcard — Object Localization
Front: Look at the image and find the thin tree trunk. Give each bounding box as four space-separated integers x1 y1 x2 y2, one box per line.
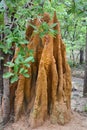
71 20 78 66
0 51 3 123
0 69 3 106
83 25 87 96
71 49 75 65
0 51 3 106
2 57 10 125
80 49 84 64
1 0 10 125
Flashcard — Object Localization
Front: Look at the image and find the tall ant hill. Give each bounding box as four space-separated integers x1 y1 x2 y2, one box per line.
9 12 72 128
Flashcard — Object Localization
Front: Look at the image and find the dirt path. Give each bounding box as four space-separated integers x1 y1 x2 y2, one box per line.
72 77 87 113
2 77 87 130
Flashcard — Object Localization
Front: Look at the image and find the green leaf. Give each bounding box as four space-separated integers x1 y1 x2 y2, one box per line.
24 64 30 68
23 73 30 78
11 75 18 83
50 23 58 28
25 56 34 63
19 68 25 73
0 44 4 49
19 67 28 74
14 65 19 73
4 62 14 67
15 56 21 64
29 23 37 30
3 72 14 79
0 57 4 60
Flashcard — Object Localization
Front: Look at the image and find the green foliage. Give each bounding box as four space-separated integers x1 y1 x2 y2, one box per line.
3 72 14 79
0 0 87 82
30 22 58 38
3 48 34 83
68 59 79 68
84 105 87 112
68 60 73 67
0 0 36 83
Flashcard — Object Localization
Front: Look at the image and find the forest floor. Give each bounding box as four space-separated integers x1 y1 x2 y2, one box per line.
2 67 87 130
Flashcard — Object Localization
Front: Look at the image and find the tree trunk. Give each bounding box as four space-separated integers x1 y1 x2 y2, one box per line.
71 49 75 65
83 25 87 96
0 51 3 123
1 0 10 125
0 52 3 106
80 49 84 64
2 60 10 125
7 12 72 128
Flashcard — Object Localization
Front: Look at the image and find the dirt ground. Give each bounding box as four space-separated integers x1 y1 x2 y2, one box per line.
1 69 87 130
2 112 87 130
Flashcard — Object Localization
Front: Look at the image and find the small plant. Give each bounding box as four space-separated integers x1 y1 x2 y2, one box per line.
84 105 87 112
68 60 74 68
3 47 34 83
30 22 58 38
